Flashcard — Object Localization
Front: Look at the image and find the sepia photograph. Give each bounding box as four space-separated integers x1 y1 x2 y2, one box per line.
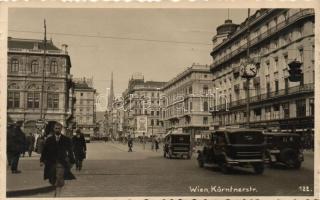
2 3 317 198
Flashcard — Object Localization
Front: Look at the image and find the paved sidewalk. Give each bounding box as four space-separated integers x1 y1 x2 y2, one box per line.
6 154 54 197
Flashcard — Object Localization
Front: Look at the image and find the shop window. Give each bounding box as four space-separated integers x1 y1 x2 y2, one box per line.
296 99 306 117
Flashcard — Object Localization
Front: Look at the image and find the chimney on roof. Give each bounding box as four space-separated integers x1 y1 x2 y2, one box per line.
61 44 68 53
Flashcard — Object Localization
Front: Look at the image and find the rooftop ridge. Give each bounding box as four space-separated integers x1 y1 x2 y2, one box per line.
162 63 210 89
8 37 47 43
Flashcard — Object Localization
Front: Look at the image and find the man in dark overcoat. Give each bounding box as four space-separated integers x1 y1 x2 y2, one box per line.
72 129 87 171
128 136 133 152
7 121 26 173
40 122 75 197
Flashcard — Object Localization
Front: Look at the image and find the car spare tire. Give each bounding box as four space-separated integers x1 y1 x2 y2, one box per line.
280 148 298 168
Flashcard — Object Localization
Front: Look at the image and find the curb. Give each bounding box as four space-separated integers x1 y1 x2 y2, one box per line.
6 185 55 197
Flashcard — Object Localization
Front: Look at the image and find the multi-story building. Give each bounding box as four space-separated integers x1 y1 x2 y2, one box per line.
73 77 97 136
161 63 214 139
7 37 74 135
123 73 166 138
210 9 314 131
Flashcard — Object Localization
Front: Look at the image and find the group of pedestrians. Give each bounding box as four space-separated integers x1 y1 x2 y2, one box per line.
126 135 160 152
7 121 88 197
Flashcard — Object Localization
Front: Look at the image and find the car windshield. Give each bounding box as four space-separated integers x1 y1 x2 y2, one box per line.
228 132 264 144
171 135 190 143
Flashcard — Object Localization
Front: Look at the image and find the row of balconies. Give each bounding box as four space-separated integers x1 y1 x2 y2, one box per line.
211 9 314 71
213 83 313 111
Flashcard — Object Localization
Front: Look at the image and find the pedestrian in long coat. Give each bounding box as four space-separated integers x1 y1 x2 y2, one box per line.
155 139 159 152
35 134 45 154
26 134 35 157
128 137 133 152
72 129 87 171
7 121 26 173
40 122 75 197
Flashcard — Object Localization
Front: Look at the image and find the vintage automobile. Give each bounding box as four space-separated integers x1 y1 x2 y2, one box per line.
264 132 304 169
197 129 266 174
163 131 192 159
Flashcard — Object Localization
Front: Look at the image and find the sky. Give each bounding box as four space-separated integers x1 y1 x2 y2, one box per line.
8 8 250 109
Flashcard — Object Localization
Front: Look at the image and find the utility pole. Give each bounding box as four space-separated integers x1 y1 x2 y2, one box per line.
40 19 47 121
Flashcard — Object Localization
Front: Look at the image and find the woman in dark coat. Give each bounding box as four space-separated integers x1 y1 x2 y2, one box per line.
72 129 87 171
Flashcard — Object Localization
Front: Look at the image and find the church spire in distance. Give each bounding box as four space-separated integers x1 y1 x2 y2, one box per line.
107 71 114 111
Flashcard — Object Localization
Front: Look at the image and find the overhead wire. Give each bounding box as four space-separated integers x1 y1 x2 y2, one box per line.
8 29 212 46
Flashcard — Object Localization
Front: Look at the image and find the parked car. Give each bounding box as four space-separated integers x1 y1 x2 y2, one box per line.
264 132 303 169
163 131 191 159
197 129 266 174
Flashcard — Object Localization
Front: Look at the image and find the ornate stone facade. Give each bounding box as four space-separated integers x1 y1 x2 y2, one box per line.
7 37 73 134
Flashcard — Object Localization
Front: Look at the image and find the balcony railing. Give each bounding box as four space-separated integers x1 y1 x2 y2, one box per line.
211 9 314 71
213 83 314 111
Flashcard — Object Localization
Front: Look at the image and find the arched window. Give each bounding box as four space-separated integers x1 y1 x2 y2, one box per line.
203 101 208 112
10 59 19 72
50 61 58 74
31 60 39 74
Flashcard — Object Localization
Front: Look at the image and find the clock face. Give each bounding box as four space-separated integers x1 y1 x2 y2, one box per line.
245 63 257 77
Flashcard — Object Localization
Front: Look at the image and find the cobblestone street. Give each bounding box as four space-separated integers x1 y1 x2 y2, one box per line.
8 141 314 197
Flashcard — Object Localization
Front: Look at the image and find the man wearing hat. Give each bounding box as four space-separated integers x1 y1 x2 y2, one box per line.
40 122 75 197
7 121 26 174
72 129 87 171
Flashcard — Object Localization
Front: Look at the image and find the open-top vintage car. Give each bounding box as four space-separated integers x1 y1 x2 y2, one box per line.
264 132 304 169
163 131 192 159
197 129 266 174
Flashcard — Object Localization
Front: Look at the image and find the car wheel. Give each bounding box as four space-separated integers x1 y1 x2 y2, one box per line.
169 151 173 159
293 161 301 169
198 158 204 168
219 163 230 174
269 162 276 168
253 163 264 174
281 148 299 168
